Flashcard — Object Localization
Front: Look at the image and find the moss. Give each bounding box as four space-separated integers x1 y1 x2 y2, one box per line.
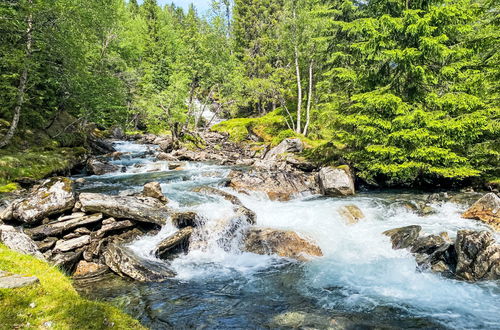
0 183 20 193
0 244 145 329
0 147 88 187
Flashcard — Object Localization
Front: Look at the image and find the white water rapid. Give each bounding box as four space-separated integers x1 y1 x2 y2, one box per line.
78 141 500 329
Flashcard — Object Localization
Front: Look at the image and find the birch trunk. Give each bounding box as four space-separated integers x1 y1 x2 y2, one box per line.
0 1 33 148
303 60 314 136
294 45 302 134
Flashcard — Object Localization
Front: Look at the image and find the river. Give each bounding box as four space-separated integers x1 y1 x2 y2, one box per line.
74 141 500 329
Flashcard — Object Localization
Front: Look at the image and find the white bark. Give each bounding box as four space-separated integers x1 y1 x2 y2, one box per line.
294 45 302 134
303 60 314 136
0 1 33 148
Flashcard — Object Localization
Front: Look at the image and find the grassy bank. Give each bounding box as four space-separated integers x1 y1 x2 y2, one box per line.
0 244 145 329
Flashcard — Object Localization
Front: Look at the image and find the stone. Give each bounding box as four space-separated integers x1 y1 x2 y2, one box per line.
79 193 170 225
74 227 91 235
1 177 75 224
338 205 365 225
0 271 39 289
383 225 422 250
410 234 447 255
26 213 103 240
317 166 355 196
103 243 174 282
455 230 500 281
73 261 108 277
243 228 323 261
143 182 168 203
171 212 199 228
462 193 500 231
86 158 119 175
157 152 179 161
49 250 83 273
54 235 91 252
102 218 116 225
0 225 44 259
95 220 134 238
63 232 82 240
263 138 304 161
154 227 193 259
35 237 58 252
228 170 319 201
158 138 174 153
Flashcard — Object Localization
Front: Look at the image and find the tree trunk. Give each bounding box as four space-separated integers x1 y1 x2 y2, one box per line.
294 45 302 134
303 60 314 137
0 1 33 149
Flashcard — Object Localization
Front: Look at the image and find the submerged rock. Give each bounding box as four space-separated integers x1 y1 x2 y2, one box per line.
462 193 500 231
317 166 355 197
86 158 119 175
338 205 365 225
243 227 323 261
142 182 168 203
103 243 174 282
154 227 193 260
455 230 500 281
0 225 45 259
0 177 75 224
79 193 170 225
383 225 421 250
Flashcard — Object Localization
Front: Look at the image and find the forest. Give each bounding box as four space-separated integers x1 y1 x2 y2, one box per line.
0 0 498 187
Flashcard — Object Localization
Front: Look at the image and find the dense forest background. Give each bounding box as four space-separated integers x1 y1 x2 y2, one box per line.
0 0 498 186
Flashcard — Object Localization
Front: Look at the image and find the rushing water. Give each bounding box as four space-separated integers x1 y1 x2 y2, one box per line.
75 141 500 329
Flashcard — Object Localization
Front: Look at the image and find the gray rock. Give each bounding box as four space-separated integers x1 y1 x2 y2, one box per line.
0 225 44 259
35 237 58 252
26 213 103 240
49 249 83 273
263 138 304 161
54 235 91 252
103 243 174 282
156 152 179 161
0 271 39 289
318 166 355 196
410 234 447 254
95 220 134 238
383 225 422 250
86 158 119 175
154 227 193 259
455 230 500 281
79 193 170 225
1 177 75 224
171 212 199 228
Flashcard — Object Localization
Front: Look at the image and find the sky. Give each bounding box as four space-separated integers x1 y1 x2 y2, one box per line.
139 0 212 12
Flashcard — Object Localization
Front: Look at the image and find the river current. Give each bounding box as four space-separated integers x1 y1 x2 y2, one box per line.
75 141 500 329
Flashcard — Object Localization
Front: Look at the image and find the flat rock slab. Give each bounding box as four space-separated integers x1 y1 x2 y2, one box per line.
0 271 39 289
79 193 170 225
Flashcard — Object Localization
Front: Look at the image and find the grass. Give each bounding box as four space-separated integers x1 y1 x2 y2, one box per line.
0 147 87 187
0 244 145 330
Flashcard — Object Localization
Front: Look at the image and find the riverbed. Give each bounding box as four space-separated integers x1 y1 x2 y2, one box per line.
75 141 500 329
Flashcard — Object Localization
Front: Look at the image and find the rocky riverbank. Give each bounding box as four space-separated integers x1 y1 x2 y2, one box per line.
0 134 498 285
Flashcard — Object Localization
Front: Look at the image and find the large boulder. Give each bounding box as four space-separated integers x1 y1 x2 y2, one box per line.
103 243 174 282
263 138 304 161
0 177 75 224
142 182 168 203
86 158 119 175
79 193 170 225
243 228 323 261
154 227 193 260
0 271 39 289
455 230 500 281
317 166 355 197
0 225 44 259
383 225 422 250
462 193 500 231
228 170 319 201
